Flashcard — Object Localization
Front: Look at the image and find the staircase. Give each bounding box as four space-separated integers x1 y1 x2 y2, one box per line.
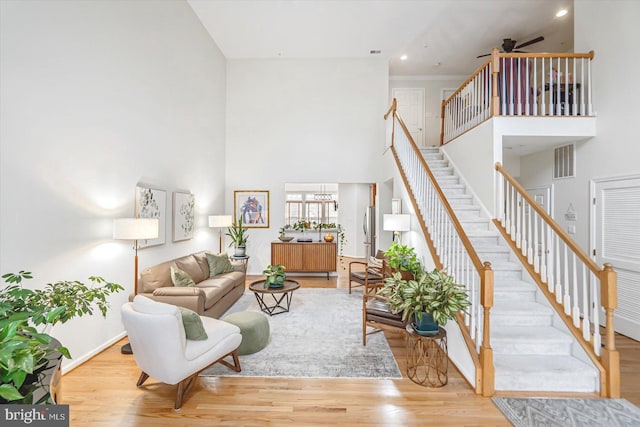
421 147 599 393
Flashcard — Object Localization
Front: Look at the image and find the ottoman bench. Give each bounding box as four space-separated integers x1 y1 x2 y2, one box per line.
222 311 270 355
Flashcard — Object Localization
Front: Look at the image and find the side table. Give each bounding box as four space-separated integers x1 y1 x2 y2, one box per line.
248 279 300 316
230 255 250 273
405 325 448 387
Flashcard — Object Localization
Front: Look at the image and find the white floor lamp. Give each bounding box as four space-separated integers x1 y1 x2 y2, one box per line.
383 214 410 244
208 215 233 253
113 217 159 354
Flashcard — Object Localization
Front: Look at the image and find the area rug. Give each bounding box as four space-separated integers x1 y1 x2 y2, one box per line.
200 288 402 379
492 397 640 427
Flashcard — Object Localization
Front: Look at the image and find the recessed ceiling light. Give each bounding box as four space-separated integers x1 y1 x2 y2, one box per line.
556 9 568 17
400 55 408 61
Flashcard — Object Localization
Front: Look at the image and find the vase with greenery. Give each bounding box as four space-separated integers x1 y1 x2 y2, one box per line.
262 264 286 289
384 242 422 279
226 217 249 256
378 268 471 334
0 271 123 404
278 225 293 242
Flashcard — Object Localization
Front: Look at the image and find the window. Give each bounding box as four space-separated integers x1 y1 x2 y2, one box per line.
285 192 338 225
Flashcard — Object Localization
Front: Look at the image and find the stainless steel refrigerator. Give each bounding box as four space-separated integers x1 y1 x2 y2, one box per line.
363 206 376 257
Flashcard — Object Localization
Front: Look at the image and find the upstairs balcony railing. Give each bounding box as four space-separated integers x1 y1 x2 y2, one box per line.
441 49 595 144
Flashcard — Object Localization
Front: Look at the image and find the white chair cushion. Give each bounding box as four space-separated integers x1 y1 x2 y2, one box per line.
184 317 241 361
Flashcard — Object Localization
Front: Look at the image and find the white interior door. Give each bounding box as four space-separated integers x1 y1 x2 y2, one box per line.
592 176 640 341
526 185 553 216
391 88 425 147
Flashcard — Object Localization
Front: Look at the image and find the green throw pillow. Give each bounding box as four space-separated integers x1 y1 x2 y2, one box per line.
170 265 196 287
205 252 234 277
178 307 208 340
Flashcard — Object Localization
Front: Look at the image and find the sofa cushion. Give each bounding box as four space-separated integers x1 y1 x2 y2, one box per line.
140 260 174 293
198 274 242 289
177 307 208 340
170 265 197 287
205 252 234 277
175 255 206 283
193 252 210 278
133 295 178 315
199 278 237 309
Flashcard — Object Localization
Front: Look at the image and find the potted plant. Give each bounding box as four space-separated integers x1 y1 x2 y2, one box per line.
226 217 249 257
378 268 471 335
278 225 293 242
384 242 422 279
0 271 123 404
262 264 286 289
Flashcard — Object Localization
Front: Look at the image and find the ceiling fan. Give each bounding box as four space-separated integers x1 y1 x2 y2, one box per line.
477 36 545 58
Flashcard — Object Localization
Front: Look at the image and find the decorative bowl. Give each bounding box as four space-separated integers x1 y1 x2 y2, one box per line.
279 236 294 242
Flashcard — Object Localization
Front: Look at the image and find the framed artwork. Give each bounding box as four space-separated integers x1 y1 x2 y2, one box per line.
135 185 166 248
392 198 402 214
173 191 195 242
234 190 269 228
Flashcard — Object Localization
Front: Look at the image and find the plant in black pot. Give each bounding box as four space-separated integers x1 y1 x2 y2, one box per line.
384 242 422 280
0 271 123 404
378 268 470 335
226 217 249 257
262 264 286 289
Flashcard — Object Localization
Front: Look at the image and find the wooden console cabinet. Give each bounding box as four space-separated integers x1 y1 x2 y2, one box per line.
271 241 337 279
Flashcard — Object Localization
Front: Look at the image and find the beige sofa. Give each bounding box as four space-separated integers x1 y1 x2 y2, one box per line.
132 251 246 319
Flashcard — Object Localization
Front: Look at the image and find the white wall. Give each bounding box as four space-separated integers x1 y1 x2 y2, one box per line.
389 77 465 147
225 59 388 272
442 120 498 215
0 0 227 370
518 0 640 253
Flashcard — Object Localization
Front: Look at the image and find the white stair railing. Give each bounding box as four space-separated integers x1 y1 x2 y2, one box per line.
495 162 620 398
386 99 495 396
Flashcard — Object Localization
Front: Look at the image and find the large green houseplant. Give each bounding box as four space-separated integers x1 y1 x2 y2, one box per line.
0 271 123 404
226 217 249 257
378 268 471 334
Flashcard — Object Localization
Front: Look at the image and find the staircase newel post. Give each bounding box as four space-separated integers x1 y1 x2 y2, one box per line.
599 263 620 397
491 48 500 117
479 261 495 396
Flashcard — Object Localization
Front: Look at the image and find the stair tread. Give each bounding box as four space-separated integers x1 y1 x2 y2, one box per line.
492 301 552 314
493 279 537 291
488 260 522 271
492 326 573 343
494 354 598 376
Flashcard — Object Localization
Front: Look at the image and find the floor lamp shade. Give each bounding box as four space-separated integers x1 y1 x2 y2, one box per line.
113 218 159 240
208 215 233 228
383 214 410 243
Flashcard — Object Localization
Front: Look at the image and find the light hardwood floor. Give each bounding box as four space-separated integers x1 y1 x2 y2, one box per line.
64 260 640 426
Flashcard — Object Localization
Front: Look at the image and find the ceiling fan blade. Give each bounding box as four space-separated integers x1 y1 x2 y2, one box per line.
477 53 492 58
515 36 544 49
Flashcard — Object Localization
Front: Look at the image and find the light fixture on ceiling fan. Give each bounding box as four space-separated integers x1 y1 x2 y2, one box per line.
477 36 545 58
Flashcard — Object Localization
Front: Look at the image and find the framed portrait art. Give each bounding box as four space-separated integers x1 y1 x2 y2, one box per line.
135 185 167 248
234 190 269 228
173 191 195 242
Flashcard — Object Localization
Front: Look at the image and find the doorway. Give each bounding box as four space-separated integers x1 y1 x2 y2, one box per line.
391 88 425 147
591 175 640 341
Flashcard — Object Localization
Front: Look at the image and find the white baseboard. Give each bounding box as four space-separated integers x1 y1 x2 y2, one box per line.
61 331 127 375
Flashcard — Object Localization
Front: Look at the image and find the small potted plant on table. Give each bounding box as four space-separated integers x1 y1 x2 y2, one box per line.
262 264 286 289
226 217 249 257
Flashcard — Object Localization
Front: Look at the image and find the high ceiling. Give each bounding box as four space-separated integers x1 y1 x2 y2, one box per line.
188 0 573 76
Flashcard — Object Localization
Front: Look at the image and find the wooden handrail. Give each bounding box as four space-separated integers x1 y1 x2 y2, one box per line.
384 98 397 120
497 50 595 60
397 115 485 273
495 162 601 275
443 59 491 105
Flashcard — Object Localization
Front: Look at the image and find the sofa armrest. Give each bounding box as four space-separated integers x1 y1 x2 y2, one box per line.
148 287 206 314
152 287 204 297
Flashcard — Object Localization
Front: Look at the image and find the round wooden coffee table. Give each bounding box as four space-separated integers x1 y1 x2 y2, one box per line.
248 279 300 316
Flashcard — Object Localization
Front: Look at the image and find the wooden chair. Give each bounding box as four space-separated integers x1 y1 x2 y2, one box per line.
362 260 407 346
348 250 386 294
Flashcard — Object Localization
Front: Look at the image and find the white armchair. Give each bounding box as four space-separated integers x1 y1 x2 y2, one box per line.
121 295 242 409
